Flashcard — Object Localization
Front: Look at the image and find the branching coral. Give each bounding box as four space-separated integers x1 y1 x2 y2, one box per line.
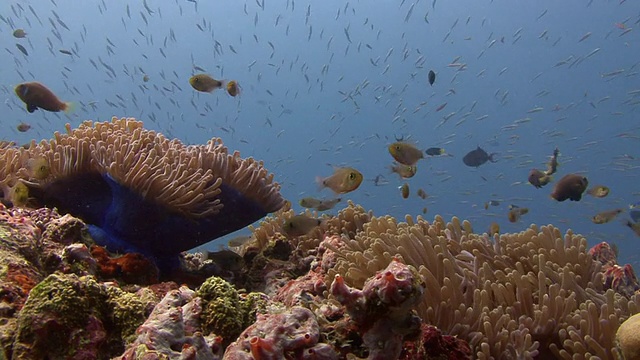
0 117 285 268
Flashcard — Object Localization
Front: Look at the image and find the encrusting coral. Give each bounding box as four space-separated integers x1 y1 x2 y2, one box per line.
0 116 285 270
330 259 425 359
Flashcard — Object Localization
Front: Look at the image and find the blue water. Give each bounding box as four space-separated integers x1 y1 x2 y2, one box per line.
1 1 639 265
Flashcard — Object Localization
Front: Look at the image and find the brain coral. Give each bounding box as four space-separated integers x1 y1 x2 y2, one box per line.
0 117 284 267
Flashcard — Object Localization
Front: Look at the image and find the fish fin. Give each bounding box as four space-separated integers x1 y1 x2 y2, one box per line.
315 176 326 191
63 102 76 114
26 103 37 113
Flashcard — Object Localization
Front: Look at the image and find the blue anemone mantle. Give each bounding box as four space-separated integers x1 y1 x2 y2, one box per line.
34 172 270 268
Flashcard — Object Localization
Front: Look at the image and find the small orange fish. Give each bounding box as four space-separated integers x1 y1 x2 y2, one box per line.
316 167 363 194
586 185 610 198
226 80 241 97
488 222 500 236
508 207 529 222
400 183 410 199
416 188 428 199
15 82 73 113
388 142 424 166
189 74 223 92
390 163 417 179
591 209 624 224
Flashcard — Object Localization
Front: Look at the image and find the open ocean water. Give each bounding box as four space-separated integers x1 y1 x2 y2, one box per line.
1 0 639 266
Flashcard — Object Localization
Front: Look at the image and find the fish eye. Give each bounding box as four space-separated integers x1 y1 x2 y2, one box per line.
395 145 401 150
349 172 356 180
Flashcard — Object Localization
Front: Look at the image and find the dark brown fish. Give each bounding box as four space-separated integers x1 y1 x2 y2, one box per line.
462 146 496 167
528 169 552 188
428 70 436 86
16 122 31 132
551 174 588 202
15 82 73 113
16 43 28 56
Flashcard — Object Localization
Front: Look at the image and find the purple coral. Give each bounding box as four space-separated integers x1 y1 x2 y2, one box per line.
120 286 223 360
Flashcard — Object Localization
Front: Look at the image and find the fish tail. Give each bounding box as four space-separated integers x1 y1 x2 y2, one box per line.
63 101 76 114
315 176 326 191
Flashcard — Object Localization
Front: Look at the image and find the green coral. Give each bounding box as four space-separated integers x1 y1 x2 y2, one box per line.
129 344 170 360
196 277 267 345
104 286 147 343
10 273 153 359
196 276 243 344
240 292 268 327
12 273 107 359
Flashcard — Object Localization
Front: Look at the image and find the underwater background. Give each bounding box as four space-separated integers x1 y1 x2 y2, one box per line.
1 0 639 265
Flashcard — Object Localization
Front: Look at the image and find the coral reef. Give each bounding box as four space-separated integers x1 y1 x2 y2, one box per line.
0 117 285 270
196 276 266 346
0 197 639 359
330 259 424 359
120 286 224 360
399 324 471 360
223 306 337 360
91 245 159 285
319 205 640 358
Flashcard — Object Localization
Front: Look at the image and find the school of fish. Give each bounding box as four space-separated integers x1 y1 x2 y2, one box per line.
1 1 639 260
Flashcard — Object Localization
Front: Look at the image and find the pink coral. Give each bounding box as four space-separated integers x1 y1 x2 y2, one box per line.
223 307 337 360
120 286 222 360
330 259 425 359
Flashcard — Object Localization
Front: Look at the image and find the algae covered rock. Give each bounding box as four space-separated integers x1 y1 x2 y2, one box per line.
11 273 149 359
12 273 108 359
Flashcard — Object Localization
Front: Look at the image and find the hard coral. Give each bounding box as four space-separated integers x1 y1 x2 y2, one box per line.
0 117 285 273
120 286 223 360
223 307 338 360
330 259 425 360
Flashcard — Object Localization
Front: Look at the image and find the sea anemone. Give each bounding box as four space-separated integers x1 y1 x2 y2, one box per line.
0 117 285 270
